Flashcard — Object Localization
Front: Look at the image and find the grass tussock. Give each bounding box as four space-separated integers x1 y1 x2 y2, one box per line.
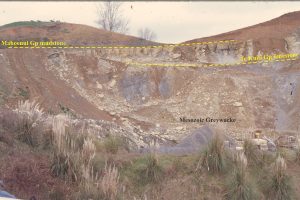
79 162 99 199
51 139 81 181
243 139 261 166
14 100 44 146
124 153 164 187
48 113 120 199
79 163 120 200
197 134 228 174
142 154 163 184
100 164 120 200
81 138 96 166
104 135 122 154
50 114 82 181
225 153 258 200
267 156 293 200
2 100 300 199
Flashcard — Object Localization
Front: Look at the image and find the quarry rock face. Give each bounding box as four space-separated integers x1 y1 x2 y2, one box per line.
286 28 300 53
0 12 300 148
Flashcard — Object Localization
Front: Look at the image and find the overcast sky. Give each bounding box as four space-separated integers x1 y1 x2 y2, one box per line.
0 1 300 43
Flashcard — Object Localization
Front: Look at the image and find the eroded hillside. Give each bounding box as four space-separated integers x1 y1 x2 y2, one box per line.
0 12 300 148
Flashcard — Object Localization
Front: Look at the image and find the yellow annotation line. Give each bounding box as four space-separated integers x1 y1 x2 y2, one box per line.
126 58 298 68
6 40 236 49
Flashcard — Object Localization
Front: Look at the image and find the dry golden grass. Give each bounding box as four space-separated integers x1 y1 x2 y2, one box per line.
50 114 82 181
13 100 44 146
100 163 120 200
4 101 300 199
82 138 96 166
15 100 43 114
51 114 70 153
48 113 121 199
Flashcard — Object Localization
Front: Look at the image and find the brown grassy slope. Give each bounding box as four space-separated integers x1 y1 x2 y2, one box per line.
0 22 161 46
185 11 300 42
184 11 300 54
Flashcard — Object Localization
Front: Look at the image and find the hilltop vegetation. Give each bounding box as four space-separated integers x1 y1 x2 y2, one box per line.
0 20 61 29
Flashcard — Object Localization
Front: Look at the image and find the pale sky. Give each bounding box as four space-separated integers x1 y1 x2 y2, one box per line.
1 1 300 43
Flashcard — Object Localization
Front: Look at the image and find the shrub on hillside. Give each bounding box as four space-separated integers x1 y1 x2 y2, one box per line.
135 153 164 185
104 135 122 154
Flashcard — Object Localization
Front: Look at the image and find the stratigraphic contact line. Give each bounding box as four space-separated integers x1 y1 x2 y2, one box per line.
5 39 236 50
126 58 298 68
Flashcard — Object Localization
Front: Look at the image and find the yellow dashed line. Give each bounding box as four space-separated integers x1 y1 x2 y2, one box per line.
126 58 298 68
5 40 236 50
5 40 297 68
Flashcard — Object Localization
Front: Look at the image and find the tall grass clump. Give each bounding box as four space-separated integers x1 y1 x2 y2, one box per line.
81 138 96 166
78 138 101 199
79 163 120 200
141 153 163 184
100 164 120 200
267 156 293 200
243 139 262 166
80 138 96 189
128 140 164 185
225 153 258 200
14 100 44 146
49 117 120 199
78 164 98 199
140 140 163 184
50 114 81 181
197 134 228 174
